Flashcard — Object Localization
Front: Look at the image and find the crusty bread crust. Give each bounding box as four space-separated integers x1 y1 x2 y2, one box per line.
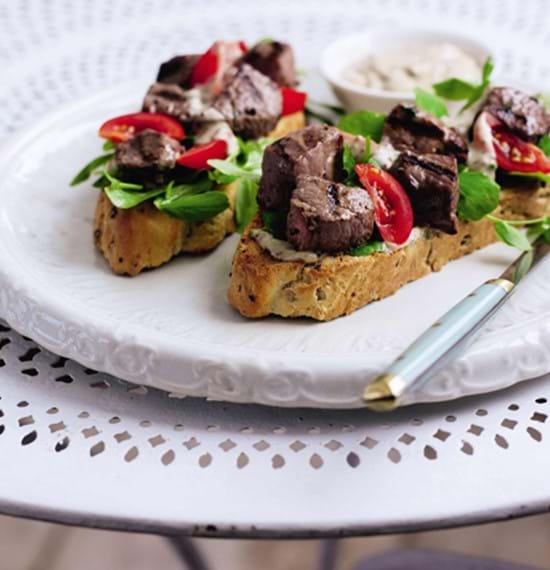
93 111 307 276
227 186 549 321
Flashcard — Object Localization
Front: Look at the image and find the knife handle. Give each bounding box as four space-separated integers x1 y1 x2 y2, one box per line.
363 278 515 411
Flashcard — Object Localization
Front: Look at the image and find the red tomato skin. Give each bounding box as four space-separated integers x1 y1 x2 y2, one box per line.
281 87 307 116
176 140 228 170
98 112 184 142
487 114 550 173
190 46 219 87
190 41 248 89
354 163 414 245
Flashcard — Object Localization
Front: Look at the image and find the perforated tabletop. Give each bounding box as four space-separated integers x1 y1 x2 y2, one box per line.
1 0 550 537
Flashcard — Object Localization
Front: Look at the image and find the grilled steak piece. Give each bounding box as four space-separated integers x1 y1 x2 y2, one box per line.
287 176 375 252
390 151 459 234
258 125 343 213
114 129 182 187
481 86 550 142
383 104 468 163
213 63 282 139
156 54 200 87
143 83 201 123
241 41 297 87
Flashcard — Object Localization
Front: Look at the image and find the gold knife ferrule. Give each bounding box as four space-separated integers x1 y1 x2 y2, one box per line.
363 373 407 412
485 278 515 293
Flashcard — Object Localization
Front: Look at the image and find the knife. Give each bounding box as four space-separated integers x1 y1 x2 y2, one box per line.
363 242 550 411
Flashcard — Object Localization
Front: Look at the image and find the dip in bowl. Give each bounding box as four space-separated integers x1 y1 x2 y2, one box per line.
320 30 494 113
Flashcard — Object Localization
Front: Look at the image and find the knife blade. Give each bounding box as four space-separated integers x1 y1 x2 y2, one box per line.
363 242 550 412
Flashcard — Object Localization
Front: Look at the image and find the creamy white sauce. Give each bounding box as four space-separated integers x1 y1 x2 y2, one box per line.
373 140 401 169
194 120 239 155
467 111 497 178
382 227 424 252
251 226 425 262
345 43 481 92
250 229 321 263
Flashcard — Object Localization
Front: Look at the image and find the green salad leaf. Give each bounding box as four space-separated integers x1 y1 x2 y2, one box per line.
261 210 286 235
492 219 532 251
102 140 116 152
71 153 114 186
349 240 385 257
342 145 358 185
155 191 229 222
104 185 166 209
538 135 550 157
235 178 259 233
432 78 478 101
337 110 386 142
457 168 500 221
509 171 550 184
432 57 494 112
413 88 448 118
208 138 271 184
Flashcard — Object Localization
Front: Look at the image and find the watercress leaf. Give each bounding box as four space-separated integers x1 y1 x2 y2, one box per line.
460 58 493 112
432 78 477 101
103 169 144 191
481 57 494 84
458 169 500 221
235 178 259 233
509 171 550 184
342 145 358 185
261 210 286 235
337 110 386 142
513 249 534 282
104 186 166 209
413 88 448 118
165 176 213 200
70 153 113 186
156 191 229 222
538 135 550 157
93 174 109 189
102 140 116 152
493 220 532 252
527 218 550 245
349 240 385 257
364 136 372 163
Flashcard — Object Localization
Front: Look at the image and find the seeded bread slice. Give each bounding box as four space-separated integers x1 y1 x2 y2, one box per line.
93 111 306 276
227 186 549 321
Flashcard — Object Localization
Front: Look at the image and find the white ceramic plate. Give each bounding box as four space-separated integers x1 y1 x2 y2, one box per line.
0 79 549 409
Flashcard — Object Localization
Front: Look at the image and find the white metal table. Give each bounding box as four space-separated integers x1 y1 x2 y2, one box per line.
1 0 550 543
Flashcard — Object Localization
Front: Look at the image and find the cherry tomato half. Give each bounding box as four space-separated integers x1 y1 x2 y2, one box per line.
487 114 550 174
355 163 414 246
190 41 248 90
176 139 228 170
98 112 184 143
281 87 307 116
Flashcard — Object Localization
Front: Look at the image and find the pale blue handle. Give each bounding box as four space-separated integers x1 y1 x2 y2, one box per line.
386 279 513 392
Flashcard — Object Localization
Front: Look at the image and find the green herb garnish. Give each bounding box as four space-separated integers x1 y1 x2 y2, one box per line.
508 171 550 184
337 110 386 142
432 57 494 112
413 87 448 118
235 178 259 233
457 168 500 221
349 240 385 256
342 145 358 185
155 191 229 222
71 153 114 186
208 137 271 184
537 135 550 157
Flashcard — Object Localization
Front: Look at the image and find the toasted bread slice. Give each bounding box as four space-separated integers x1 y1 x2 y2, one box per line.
227 186 549 321
94 112 307 276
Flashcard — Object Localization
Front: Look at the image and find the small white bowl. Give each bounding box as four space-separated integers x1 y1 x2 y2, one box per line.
320 30 494 114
